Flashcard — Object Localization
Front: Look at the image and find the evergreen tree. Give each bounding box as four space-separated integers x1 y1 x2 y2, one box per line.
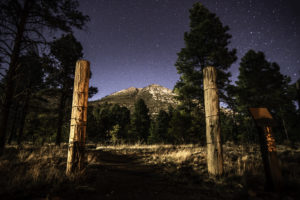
188 106 206 144
87 103 130 143
174 2 236 108
110 104 130 142
0 0 89 154
167 109 191 144
92 103 114 142
148 110 170 144
13 50 45 145
129 99 150 143
174 4 236 175
47 33 83 146
235 50 298 142
0 48 47 145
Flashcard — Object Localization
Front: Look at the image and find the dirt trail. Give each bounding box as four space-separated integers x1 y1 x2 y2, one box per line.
57 150 229 200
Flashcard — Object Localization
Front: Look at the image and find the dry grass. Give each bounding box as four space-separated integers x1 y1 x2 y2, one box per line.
0 144 69 198
94 142 300 175
0 142 299 199
96 143 262 174
95 143 300 191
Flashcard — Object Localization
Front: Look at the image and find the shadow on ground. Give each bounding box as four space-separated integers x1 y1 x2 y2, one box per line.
55 150 242 200
1 146 299 199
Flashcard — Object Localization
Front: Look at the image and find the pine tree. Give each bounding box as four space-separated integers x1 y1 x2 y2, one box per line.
47 34 83 146
167 109 191 144
148 109 170 144
15 51 45 145
88 103 130 143
110 104 130 142
174 2 236 175
0 0 89 154
174 2 236 107
129 99 150 143
235 50 297 142
2 49 45 145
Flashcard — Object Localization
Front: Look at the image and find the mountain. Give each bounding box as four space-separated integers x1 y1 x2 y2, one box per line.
90 84 178 115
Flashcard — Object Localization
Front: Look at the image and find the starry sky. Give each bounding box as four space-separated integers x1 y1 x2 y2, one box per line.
74 0 300 100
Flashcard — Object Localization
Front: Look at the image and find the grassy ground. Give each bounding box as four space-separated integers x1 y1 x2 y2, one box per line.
0 143 299 199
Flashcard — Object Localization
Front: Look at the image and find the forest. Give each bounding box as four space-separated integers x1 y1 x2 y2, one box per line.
0 0 299 199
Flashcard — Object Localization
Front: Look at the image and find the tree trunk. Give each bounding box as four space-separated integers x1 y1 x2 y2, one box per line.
279 107 289 141
232 110 238 144
66 60 90 175
0 0 32 155
203 66 223 176
281 117 289 141
55 91 67 146
7 104 20 145
296 81 300 111
17 94 30 145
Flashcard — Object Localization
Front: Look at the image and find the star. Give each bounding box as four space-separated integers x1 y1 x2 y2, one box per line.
73 0 300 99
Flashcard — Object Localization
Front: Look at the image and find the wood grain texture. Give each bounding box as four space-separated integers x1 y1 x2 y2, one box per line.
203 66 223 175
66 60 90 175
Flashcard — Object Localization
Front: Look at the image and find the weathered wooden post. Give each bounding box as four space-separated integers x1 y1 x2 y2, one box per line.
203 66 223 175
66 60 90 175
249 108 282 191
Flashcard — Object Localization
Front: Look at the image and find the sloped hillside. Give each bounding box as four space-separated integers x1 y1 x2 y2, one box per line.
90 84 178 115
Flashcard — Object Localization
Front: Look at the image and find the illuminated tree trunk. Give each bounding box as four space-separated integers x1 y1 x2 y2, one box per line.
203 66 223 176
66 60 90 175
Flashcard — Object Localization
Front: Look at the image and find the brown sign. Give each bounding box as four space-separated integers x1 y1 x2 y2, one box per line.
249 107 275 127
249 107 273 120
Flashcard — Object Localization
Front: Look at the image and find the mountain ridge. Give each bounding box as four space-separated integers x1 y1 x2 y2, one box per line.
90 84 178 115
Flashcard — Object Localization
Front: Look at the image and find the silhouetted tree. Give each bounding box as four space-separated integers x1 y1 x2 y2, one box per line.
110 104 130 142
148 110 170 144
15 51 45 145
0 0 89 154
174 2 236 108
167 109 191 144
92 103 113 142
129 99 150 143
235 50 298 142
88 103 130 143
47 34 83 146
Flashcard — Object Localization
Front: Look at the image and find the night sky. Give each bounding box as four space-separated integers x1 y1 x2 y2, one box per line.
74 0 300 100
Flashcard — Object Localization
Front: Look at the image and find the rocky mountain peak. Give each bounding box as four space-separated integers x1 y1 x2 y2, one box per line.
110 86 139 96
91 84 178 115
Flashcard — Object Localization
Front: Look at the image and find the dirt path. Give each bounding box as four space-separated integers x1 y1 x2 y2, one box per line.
56 150 233 200
2 146 296 199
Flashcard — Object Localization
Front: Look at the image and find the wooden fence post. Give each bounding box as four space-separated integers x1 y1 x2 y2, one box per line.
203 66 223 176
66 60 90 175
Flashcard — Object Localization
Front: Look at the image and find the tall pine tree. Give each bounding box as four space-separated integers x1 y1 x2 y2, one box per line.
174 2 236 108
129 99 150 143
235 50 297 142
0 0 89 154
48 34 83 146
174 2 236 175
148 109 170 144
